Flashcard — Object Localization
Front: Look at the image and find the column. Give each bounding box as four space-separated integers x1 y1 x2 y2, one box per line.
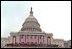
38 35 39 44
19 35 21 43
23 35 25 43
25 35 26 43
44 36 47 46
43 36 44 46
16 35 20 44
34 35 38 44
26 35 29 44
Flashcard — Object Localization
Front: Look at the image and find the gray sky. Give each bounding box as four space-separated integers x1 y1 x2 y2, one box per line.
1 1 71 41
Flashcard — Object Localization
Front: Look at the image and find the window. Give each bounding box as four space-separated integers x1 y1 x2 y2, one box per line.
69 46 71 47
48 37 50 38
35 42 37 44
40 35 42 39
27 42 29 44
40 42 42 44
31 42 33 44
22 42 24 44
31 35 33 39
40 42 42 46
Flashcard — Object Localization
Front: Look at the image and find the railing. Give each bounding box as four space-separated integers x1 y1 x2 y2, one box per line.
4 43 59 48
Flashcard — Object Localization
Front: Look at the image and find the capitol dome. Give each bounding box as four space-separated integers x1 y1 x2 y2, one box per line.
21 7 42 32
25 15 38 22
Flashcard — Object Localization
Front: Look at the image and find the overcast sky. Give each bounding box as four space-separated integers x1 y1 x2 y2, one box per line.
1 1 71 41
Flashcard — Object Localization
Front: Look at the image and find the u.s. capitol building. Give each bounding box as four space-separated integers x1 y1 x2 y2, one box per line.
1 7 71 48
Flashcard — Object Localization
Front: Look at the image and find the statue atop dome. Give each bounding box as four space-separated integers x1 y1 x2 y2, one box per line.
31 7 32 11
30 7 33 16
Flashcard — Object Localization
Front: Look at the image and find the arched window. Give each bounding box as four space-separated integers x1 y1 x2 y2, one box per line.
12 36 16 44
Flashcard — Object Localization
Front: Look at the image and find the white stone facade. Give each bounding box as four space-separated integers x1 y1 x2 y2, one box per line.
52 39 64 48
64 40 71 48
6 7 53 46
1 7 71 48
1 37 10 47
67 40 71 48
9 31 53 45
